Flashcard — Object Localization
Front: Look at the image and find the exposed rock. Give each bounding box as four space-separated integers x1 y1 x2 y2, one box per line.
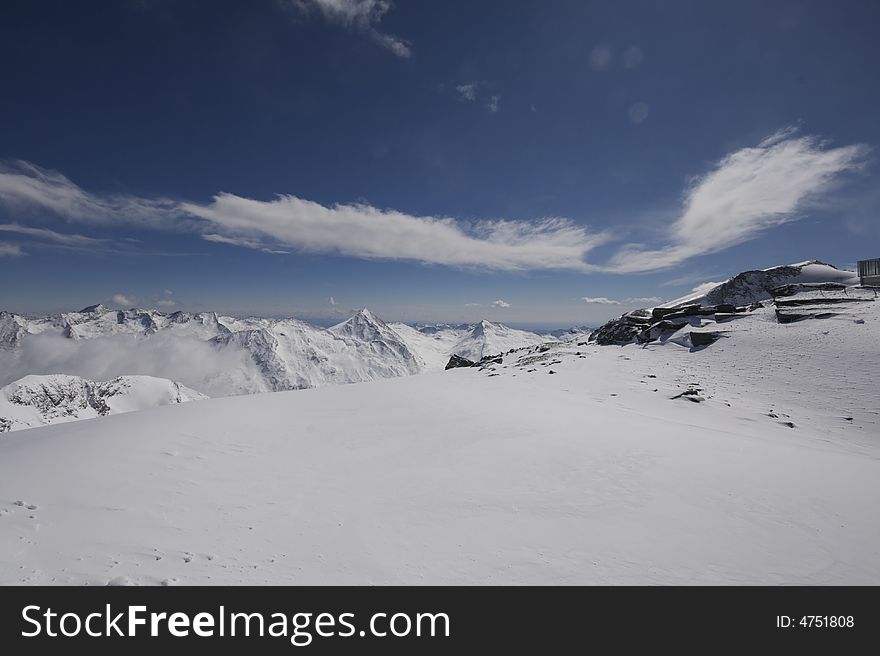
772 282 847 297
690 332 723 347
445 354 476 369
589 309 652 345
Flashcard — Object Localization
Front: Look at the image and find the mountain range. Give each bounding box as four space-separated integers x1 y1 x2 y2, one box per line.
1 259 876 584
0 306 559 429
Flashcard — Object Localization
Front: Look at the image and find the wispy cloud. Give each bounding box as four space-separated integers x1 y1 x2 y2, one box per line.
492 299 510 308
582 295 662 306
112 293 134 306
605 128 869 273
0 222 105 247
455 82 501 114
186 196 605 271
201 233 290 255
0 242 23 257
0 160 181 229
329 296 337 305
0 161 604 271
292 0 411 57
155 299 177 307
456 83 478 102
0 127 867 275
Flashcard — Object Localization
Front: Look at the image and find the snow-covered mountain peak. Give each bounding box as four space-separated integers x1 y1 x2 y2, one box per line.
470 319 497 336
452 319 549 361
330 308 395 342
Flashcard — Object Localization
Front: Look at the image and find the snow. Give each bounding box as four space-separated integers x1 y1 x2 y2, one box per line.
0 306 551 396
665 260 859 308
1 278 877 584
0 374 206 432
450 320 550 361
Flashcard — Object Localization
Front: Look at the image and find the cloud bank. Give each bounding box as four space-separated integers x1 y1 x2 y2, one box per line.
0 333 262 397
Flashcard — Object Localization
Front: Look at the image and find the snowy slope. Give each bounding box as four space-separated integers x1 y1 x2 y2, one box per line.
0 374 206 433
1 282 877 585
209 310 423 392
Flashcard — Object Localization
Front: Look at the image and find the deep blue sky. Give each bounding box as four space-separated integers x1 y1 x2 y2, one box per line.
0 0 878 328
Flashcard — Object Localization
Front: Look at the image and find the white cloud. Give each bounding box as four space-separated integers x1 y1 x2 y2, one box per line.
293 0 411 57
0 163 607 271
0 242 23 257
605 128 869 272
455 83 500 114
329 296 337 305
0 223 105 247
163 289 174 295
492 299 511 308
185 195 606 271
626 296 662 304
463 303 481 307
112 293 134 306
1 127 866 276
581 296 620 305
156 299 177 307
456 83 478 102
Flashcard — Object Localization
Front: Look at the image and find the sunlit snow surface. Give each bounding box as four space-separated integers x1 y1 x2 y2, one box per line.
1 288 877 585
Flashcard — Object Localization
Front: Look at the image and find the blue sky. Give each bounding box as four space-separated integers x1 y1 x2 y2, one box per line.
0 0 878 328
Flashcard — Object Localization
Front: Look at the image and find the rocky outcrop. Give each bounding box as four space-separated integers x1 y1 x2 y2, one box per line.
590 305 746 346
445 354 476 369
444 353 505 370
589 309 653 345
